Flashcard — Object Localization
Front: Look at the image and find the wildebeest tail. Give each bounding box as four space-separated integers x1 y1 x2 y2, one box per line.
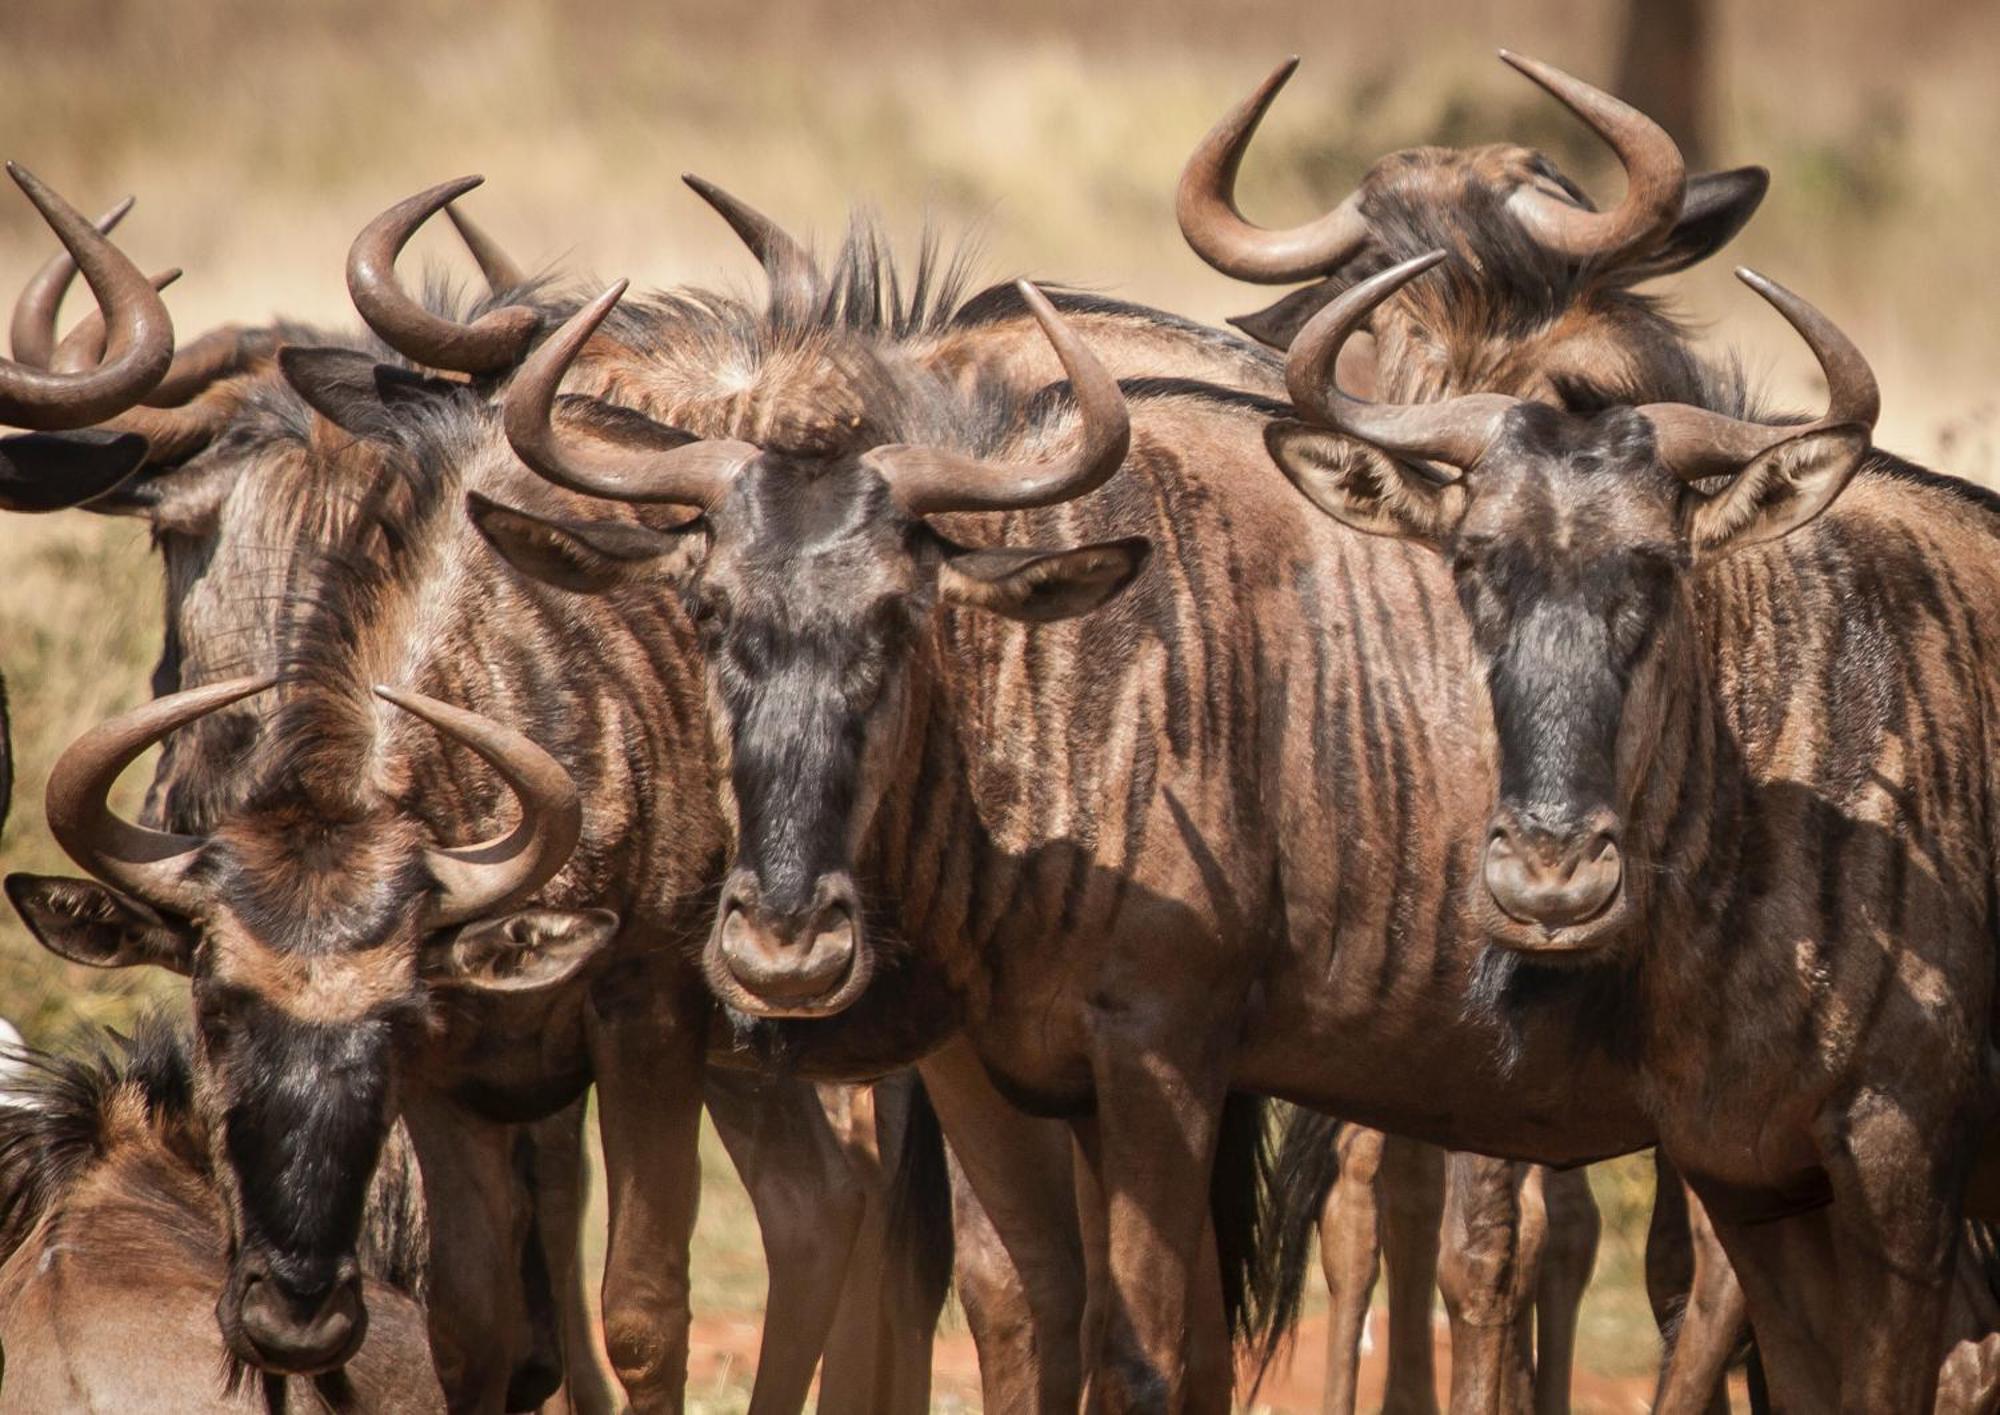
887 1072 955 1322
1244 1103 1344 1379
1211 1091 1276 1348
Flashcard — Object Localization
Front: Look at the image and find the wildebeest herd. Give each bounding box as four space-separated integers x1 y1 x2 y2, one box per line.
0 45 1995 1414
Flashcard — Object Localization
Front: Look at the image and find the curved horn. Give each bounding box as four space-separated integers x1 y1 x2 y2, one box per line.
1176 59 1370 284
347 177 539 376
51 272 274 402
48 272 250 463
1287 251 1518 467
374 685 582 928
11 194 132 367
867 281 1130 516
45 675 276 915
444 201 527 294
0 165 174 430
504 280 757 506
682 174 821 309
1498 51 1688 266
1640 269 1880 482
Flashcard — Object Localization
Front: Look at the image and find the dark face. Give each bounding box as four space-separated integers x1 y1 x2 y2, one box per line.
193 816 431 1376
690 458 925 1017
7 816 617 1377
1278 397 1870 960
472 456 1147 1021
1443 405 1684 953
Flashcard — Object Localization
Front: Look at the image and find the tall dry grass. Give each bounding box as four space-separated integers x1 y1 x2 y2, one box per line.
1 1 1994 1401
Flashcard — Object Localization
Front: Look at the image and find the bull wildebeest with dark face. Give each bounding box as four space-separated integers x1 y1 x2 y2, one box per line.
1270 250 2000 1410
0 1017 445 1411
1180 53 1777 1411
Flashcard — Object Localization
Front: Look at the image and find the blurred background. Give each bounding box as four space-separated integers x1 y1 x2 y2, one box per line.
2 1 1993 1407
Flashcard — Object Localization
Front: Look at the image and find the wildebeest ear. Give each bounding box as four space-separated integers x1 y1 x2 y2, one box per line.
467 491 706 594
5 873 194 974
279 346 462 440
1266 420 1464 544
426 908 619 994
1614 167 1770 286
1685 425 1869 555
1228 281 1342 351
0 430 150 513
938 537 1149 622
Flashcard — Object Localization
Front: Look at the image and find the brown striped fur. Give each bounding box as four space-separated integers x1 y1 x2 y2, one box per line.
0 1018 442 1412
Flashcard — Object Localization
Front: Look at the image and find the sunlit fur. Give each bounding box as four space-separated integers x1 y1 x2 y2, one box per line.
75 237 1290 1403
0 1017 439 1410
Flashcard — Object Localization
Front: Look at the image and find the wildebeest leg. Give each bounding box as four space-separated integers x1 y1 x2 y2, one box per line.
399 1092 539 1413
589 970 707 1413
1075 1023 1231 1412
707 1069 867 1415
1532 1166 1600 1415
1702 1205 1840 1410
920 1038 1087 1411
531 1100 620 1415
1648 1157 1744 1415
1185 1211 1234 1413
1814 1103 1966 1414
816 1075 940 1415
1378 1136 1446 1415
1437 1152 1539 1415
1073 1117 1230 1413
1317 1124 1385 1415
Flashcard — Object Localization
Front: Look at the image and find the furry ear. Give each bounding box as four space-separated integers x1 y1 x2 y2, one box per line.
1685 425 1870 554
1228 281 1342 351
0 430 150 513
5 874 195 974
1266 420 1464 544
467 491 706 595
279 346 464 440
938 538 1149 622
425 908 619 994
1614 167 1770 286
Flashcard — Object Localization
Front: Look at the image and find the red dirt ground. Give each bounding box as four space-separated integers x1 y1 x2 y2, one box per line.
684 1309 1687 1412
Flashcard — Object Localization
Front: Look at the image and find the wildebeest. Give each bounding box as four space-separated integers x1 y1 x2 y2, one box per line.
1179 52 1779 1412
6 178 977 1412
0 1017 446 1412
1268 248 2000 1410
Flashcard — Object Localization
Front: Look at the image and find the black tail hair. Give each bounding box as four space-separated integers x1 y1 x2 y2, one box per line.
886 1072 955 1324
1246 1105 1345 1379
1211 1091 1276 1348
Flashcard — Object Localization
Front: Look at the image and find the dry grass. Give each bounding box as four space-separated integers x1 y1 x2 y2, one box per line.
1 0 1993 1401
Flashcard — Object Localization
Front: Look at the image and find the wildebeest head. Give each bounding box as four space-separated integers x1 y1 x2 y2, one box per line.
471 194 1145 1018
1268 252 1877 958
7 679 611 1375
1179 53 1767 398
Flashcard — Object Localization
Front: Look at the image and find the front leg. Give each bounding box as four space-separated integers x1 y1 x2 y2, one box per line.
1076 1012 1233 1413
1532 1164 1600 1415
1378 1136 1446 1415
588 961 710 1413
920 1038 1088 1413
1437 1152 1538 1415
1815 1094 1970 1413
1647 1154 1745 1415
706 1070 866 1415
1317 1124 1387 1415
